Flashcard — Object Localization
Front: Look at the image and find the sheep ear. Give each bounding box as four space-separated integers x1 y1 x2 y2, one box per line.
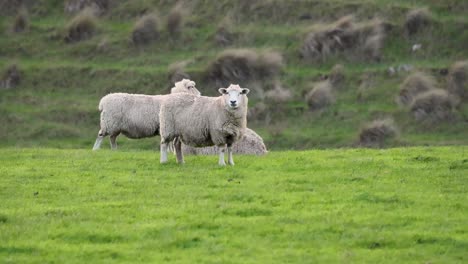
241 88 250 95
218 88 228 94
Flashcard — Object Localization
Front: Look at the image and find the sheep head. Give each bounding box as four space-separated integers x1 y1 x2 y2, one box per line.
171 78 201 96
218 84 250 110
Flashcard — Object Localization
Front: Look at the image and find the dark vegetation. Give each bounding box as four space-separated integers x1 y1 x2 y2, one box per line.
359 119 399 147
0 0 467 150
131 13 160 46
64 8 97 43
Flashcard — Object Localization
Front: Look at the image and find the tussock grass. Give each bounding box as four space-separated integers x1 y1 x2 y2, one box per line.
300 15 386 62
64 0 111 15
131 13 160 46
397 71 437 107
64 7 97 43
264 81 293 103
359 119 399 147
328 64 345 88
12 7 28 33
405 8 432 36
168 61 190 85
410 89 458 123
166 2 186 38
305 80 334 111
447 60 468 101
206 49 283 88
214 15 235 46
1 64 21 89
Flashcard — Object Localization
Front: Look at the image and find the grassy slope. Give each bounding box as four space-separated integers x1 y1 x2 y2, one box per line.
0 147 467 263
0 0 467 150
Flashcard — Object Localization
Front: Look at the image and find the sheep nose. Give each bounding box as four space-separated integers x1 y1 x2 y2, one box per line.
230 100 236 105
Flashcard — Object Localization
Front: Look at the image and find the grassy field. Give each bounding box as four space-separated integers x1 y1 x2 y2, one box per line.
0 147 467 263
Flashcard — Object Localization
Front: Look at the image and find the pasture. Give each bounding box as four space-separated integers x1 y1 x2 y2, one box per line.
1 147 467 263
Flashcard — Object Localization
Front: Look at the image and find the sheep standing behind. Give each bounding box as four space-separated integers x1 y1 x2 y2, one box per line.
160 84 250 165
181 128 267 156
92 79 199 150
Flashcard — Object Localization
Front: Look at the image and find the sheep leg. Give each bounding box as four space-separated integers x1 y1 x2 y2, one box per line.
160 141 168 164
218 145 226 166
92 130 105 150
110 134 118 150
227 144 234 166
174 138 184 164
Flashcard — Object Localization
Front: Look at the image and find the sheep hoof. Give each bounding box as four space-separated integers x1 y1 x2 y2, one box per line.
228 161 235 166
219 162 226 166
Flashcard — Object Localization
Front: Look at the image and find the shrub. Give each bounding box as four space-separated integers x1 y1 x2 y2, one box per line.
64 8 97 43
397 71 437 106
300 15 385 62
214 16 235 46
359 119 399 147
405 8 432 36
131 13 159 46
305 81 335 111
1 64 21 89
329 64 345 88
447 60 468 102
207 49 283 87
264 81 292 103
168 61 190 85
64 0 111 15
410 89 458 123
167 3 186 38
12 7 28 33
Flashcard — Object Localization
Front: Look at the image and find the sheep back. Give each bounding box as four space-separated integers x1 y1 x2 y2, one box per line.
99 93 165 138
181 128 267 155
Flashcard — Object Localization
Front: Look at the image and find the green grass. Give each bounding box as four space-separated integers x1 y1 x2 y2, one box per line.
0 147 467 263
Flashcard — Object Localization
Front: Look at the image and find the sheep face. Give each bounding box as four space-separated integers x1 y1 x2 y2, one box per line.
183 80 200 96
219 84 250 109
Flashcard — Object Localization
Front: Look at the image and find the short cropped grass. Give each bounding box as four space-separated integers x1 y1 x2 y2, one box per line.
0 147 467 263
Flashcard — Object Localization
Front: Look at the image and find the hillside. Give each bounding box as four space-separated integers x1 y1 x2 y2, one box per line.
1 147 467 263
0 0 467 150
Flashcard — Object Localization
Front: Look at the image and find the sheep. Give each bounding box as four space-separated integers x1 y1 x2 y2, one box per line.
181 127 267 156
159 84 250 166
92 79 199 150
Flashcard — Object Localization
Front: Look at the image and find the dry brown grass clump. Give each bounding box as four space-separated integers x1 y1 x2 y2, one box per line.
447 60 468 102
64 8 97 43
167 61 190 85
1 64 21 89
64 0 111 15
329 64 345 88
166 3 186 38
405 8 432 36
300 15 385 62
264 81 292 103
410 89 457 122
12 7 29 33
0 0 28 15
397 71 437 106
359 119 399 147
214 16 235 46
207 49 283 87
305 81 335 111
131 13 160 46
